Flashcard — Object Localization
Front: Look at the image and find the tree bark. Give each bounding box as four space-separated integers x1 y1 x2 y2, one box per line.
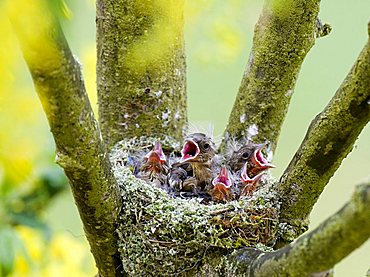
96 0 187 149
222 0 328 153
8 1 123 276
277 35 370 244
9 0 370 276
228 181 370 276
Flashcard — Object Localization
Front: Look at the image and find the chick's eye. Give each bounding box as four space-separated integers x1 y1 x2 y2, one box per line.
242 152 250 159
203 143 210 150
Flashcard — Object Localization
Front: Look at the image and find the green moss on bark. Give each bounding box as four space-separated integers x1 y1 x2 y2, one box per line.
11 3 123 275
226 182 370 276
97 0 187 149
277 39 370 239
223 0 321 153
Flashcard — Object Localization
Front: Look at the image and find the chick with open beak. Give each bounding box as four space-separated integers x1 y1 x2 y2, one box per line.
228 142 275 198
168 133 216 192
209 166 233 202
136 141 169 189
239 162 264 197
229 143 275 176
228 144 255 173
247 143 275 177
179 133 216 189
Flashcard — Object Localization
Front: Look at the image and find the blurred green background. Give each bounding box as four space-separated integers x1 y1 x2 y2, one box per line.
0 0 369 276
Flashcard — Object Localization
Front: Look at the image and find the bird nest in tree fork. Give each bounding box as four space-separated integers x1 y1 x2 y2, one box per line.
111 137 280 276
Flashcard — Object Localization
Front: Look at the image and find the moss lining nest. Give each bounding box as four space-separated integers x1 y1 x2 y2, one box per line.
111 138 280 276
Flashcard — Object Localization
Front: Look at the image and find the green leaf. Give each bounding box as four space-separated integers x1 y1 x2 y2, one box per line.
38 166 67 197
0 227 17 276
8 213 51 240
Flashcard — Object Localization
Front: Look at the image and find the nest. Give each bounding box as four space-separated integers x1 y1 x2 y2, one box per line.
111 138 281 276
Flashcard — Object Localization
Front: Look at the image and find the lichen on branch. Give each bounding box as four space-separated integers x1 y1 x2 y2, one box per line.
97 0 187 149
223 0 322 153
8 1 123 275
228 181 370 276
277 37 370 242
10 0 370 275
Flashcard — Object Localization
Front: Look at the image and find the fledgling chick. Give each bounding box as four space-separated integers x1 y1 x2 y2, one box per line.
247 143 275 177
169 133 217 192
227 142 275 198
228 142 275 176
136 141 169 189
168 163 196 192
228 144 255 173
239 162 264 197
209 166 233 202
179 133 217 190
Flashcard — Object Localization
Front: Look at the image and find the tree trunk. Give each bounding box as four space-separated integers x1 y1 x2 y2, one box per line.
9 0 370 276
96 0 187 149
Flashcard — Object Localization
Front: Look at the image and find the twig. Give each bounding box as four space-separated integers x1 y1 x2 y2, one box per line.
209 207 235 216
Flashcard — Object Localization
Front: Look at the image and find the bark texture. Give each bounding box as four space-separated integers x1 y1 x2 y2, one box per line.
228 181 370 276
9 1 123 276
223 0 325 153
96 0 187 149
277 36 370 243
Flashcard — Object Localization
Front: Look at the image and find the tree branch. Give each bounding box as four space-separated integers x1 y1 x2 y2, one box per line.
229 181 370 276
223 0 325 153
277 34 370 241
8 1 122 275
96 0 187 149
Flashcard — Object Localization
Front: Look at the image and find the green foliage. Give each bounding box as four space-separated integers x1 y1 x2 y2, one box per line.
0 227 22 276
47 0 73 20
1 167 67 230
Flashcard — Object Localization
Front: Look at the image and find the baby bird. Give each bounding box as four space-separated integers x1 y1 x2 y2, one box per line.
168 163 195 192
209 166 233 202
169 133 217 192
228 142 275 198
228 144 255 172
247 143 275 177
136 141 169 189
239 162 264 197
229 142 275 176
